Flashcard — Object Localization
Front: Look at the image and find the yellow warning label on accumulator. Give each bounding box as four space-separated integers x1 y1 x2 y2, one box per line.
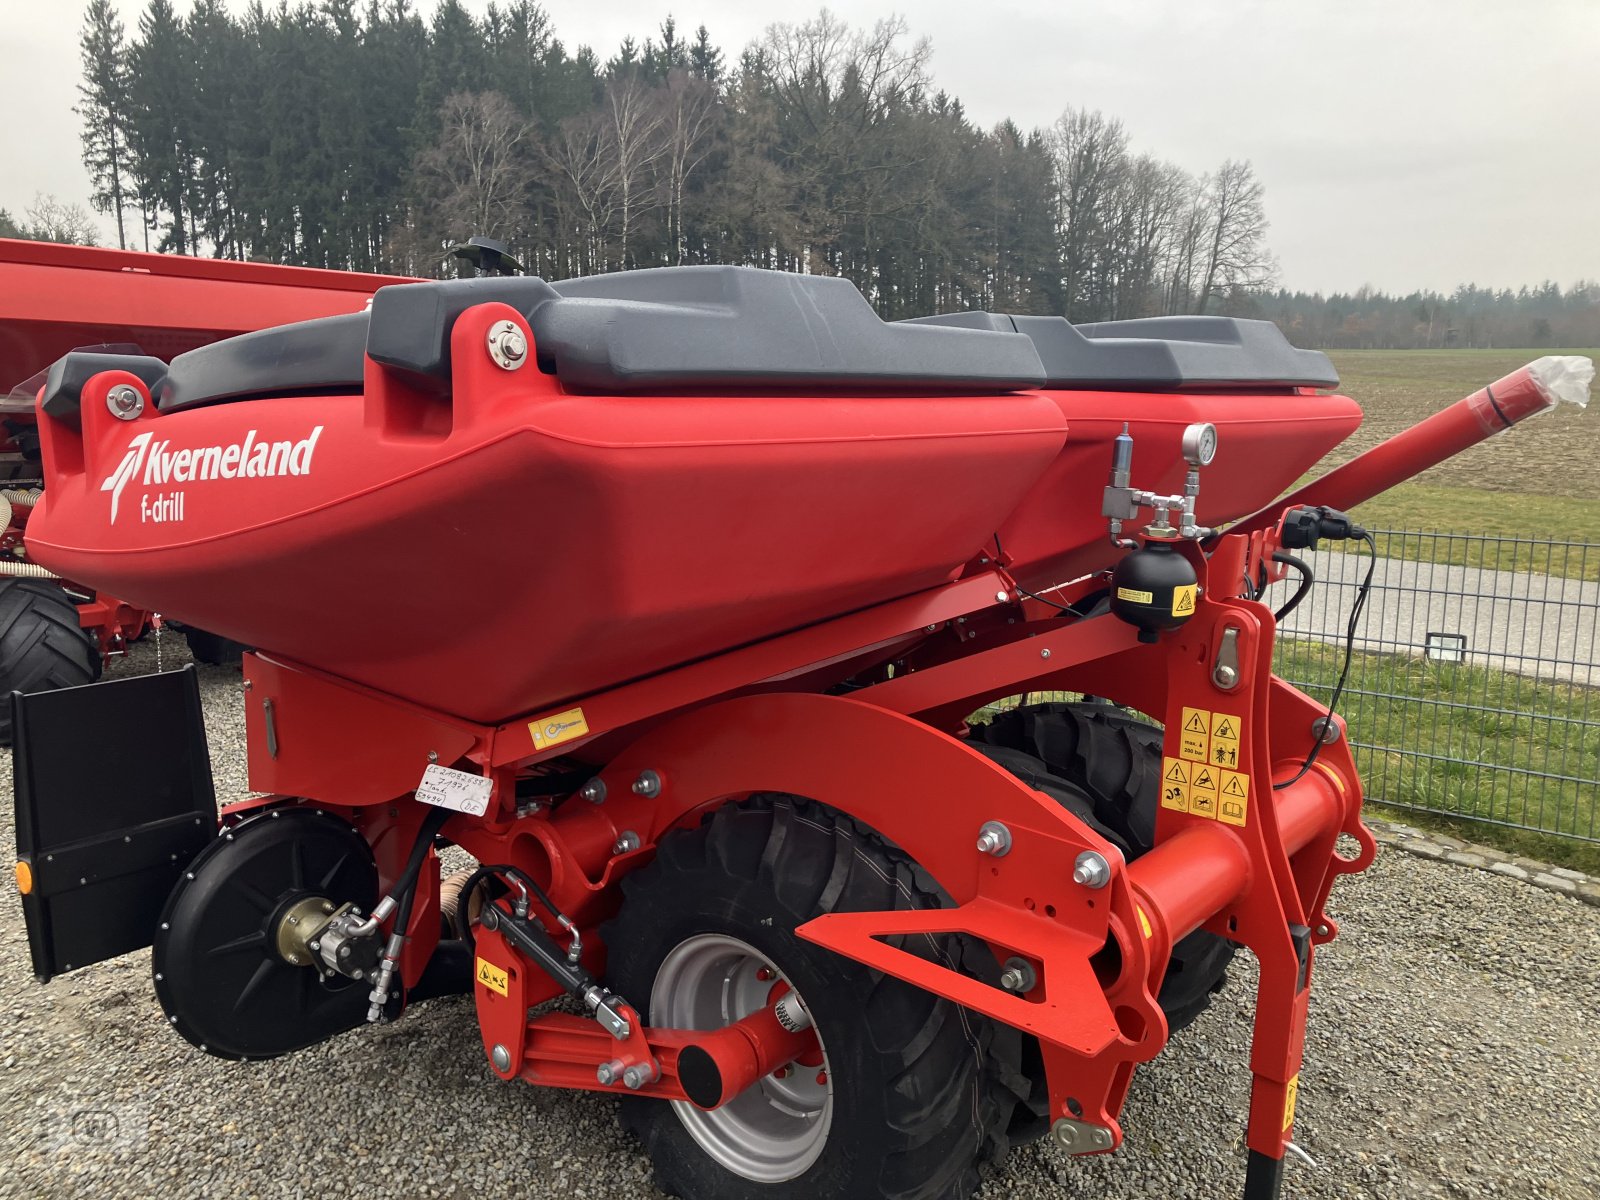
1171 584 1197 617
1115 586 1153 605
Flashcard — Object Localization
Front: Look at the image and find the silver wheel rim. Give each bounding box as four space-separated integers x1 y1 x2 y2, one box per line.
651 933 832 1182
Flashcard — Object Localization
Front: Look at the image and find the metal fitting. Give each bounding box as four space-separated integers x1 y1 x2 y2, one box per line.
1051 1118 1114 1155
976 821 1013 857
596 1059 624 1086
105 384 144 420
1072 851 1112 889
631 769 662 798
995 590 1010 604
490 1044 512 1072
998 957 1037 993
580 778 607 804
622 1060 658 1090
613 831 641 855
1312 716 1341 744
486 319 528 370
773 991 813 1033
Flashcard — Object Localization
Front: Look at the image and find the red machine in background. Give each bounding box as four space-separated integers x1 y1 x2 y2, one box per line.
0 238 403 738
9 264 1592 1200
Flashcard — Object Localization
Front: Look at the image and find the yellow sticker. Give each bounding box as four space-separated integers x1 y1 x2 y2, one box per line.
1179 707 1210 762
1136 906 1153 939
1160 757 1189 813
475 957 509 997
1115 586 1153 605
1189 765 1219 819
1210 712 1242 770
1218 769 1250 827
1171 584 1197 617
1283 1074 1300 1130
528 706 590 751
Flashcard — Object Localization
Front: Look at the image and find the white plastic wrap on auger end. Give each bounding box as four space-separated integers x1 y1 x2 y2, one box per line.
1526 355 1594 411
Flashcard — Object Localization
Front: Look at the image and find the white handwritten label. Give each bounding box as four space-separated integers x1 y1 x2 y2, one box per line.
414 764 492 817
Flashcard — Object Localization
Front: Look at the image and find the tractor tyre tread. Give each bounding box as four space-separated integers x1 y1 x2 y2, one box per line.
0 578 101 746
600 794 1025 1200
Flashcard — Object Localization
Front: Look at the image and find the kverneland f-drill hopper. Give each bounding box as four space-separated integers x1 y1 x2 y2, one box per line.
10 267 1592 1199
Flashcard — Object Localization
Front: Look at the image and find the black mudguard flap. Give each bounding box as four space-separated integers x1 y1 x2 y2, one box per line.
12 665 216 982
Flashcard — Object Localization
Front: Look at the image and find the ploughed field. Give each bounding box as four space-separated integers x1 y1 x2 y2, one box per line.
2 642 1597 1200
1316 348 1600 540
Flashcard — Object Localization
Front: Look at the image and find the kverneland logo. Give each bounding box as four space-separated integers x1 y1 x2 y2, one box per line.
100 426 324 523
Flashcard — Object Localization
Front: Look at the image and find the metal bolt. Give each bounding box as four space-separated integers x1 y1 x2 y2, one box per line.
286 953 301 965
321 901 334 913
427 750 439 763
309 940 321 952
481 907 500 932
622 1062 654 1090
1040 648 1052 659
995 590 1010 604
631 769 662 798
486 320 528 370
1316 923 1331 938
1073 851 1112 889
998 957 1036 993
613 831 641 855
755 967 773 982
596 1059 623 1086
1312 716 1341 744
771 1065 790 1079
976 821 1012 857
925 624 938 633
154 973 163 982
1214 663 1239 688
491 1044 512 1072
580 779 607 804
105 384 144 420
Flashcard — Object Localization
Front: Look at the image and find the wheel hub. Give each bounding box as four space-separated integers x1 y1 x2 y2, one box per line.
650 933 832 1183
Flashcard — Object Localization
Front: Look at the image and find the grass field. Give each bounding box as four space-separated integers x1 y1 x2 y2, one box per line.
1314 349 1600 543
1278 641 1600 875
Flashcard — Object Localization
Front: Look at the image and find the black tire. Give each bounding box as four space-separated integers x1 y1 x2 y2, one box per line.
969 701 1235 1034
0 578 101 745
601 795 1027 1200
182 626 247 667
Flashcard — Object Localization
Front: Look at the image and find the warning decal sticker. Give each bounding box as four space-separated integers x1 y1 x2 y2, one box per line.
1283 1074 1300 1130
1218 769 1250 827
476 957 509 997
1189 765 1219 818
1171 584 1197 617
1179 707 1210 762
1210 713 1242 769
1161 757 1189 813
528 706 590 751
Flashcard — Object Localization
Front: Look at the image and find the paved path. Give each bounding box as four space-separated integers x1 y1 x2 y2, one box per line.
1276 548 1599 686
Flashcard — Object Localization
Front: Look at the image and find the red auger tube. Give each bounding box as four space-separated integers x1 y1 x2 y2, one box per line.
1231 355 1593 537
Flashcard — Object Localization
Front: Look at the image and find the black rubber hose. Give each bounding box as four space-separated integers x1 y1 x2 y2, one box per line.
1271 552 1314 622
391 804 452 945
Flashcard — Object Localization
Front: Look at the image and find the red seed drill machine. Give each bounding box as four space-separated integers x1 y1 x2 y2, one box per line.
10 266 1593 1199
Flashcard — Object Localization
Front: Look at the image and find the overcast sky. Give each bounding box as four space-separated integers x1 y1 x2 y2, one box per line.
1 0 1595 294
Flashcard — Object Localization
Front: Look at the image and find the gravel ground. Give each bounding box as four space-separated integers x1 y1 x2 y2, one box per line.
3 641 1599 1200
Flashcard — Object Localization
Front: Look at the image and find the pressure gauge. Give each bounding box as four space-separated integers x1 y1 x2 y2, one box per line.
1181 423 1219 467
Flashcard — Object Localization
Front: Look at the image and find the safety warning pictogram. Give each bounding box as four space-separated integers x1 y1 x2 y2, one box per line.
1218 769 1250 826
1171 584 1197 617
1179 707 1210 762
1160 757 1189 813
1189 765 1219 818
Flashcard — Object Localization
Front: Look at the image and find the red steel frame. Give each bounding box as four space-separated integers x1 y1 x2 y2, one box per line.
224 514 1369 1180
40 292 1560 1191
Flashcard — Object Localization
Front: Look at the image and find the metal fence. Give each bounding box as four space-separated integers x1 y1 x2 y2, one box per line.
1272 529 1600 844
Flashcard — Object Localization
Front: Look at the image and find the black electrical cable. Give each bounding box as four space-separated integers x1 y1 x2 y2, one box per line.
1273 531 1376 790
1271 552 1314 623
993 531 1096 617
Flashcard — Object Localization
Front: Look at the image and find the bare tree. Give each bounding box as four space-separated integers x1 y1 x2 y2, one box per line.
417 92 535 244
21 194 101 246
603 75 667 268
1049 108 1129 320
658 70 720 264
1194 159 1274 313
